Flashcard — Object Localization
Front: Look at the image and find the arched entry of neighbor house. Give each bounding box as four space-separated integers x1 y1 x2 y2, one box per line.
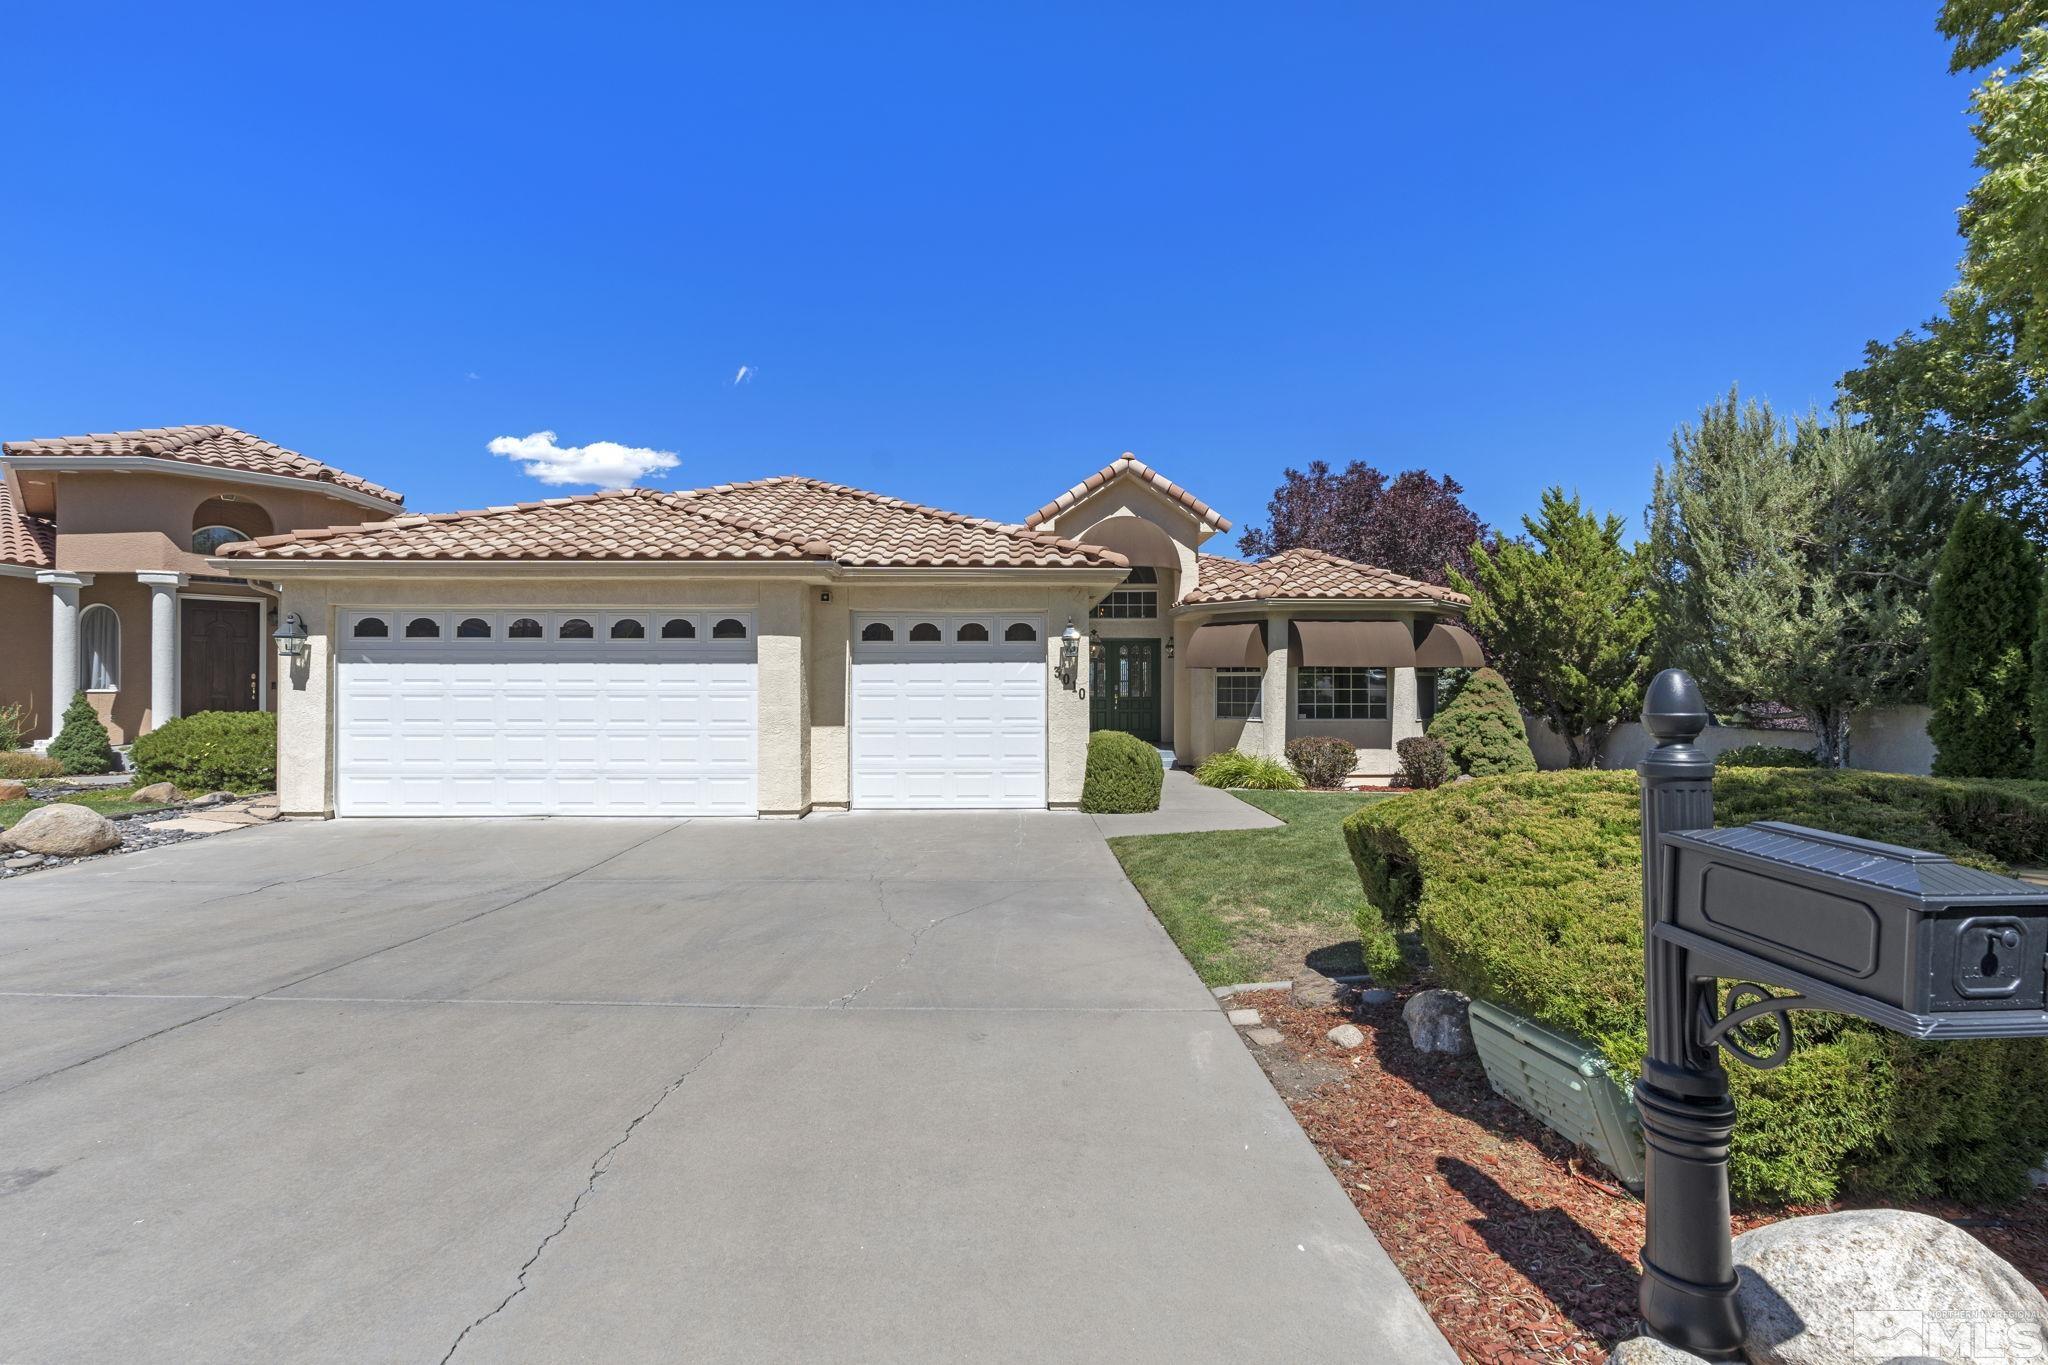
191 496 274 555
1072 511 1182 748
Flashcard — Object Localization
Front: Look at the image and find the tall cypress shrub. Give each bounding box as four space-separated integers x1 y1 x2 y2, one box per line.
1929 501 2038 777
2034 569 2048 780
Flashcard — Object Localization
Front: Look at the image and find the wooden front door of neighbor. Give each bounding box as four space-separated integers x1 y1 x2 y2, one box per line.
181 601 262 714
1090 638 1162 745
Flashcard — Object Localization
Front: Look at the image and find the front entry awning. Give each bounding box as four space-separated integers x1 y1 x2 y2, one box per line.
1416 622 1484 667
1290 619 1417 668
1183 620 1266 668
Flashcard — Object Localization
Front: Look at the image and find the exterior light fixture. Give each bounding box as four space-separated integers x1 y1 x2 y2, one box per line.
1165 635 1175 660
1058 618 1082 684
273 611 310 663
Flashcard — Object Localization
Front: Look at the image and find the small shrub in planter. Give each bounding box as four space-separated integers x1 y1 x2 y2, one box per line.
1716 743 1817 769
1079 730 1164 814
1194 749 1303 790
1285 735 1357 789
48 692 118 776
0 751 63 781
132 711 277 793
1425 667 1536 776
1396 736 1451 790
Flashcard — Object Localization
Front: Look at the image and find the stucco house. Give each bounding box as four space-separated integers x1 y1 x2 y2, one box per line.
0 426 404 744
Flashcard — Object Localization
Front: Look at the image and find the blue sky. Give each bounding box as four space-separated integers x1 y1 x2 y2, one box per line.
0 2 1980 546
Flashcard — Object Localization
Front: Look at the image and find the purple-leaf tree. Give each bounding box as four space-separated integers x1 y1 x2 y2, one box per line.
1237 460 1488 585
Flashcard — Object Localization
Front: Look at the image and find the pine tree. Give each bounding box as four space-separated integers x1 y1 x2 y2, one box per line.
1424 667 1536 776
1929 500 2039 776
47 691 118 777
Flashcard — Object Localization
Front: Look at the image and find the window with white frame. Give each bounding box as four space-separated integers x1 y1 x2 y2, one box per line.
80 604 120 690
1091 565 1159 619
1296 666 1387 721
1215 667 1262 720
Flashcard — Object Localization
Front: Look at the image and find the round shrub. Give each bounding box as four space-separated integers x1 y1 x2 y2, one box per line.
1079 729 1164 814
1396 735 1451 790
1425 666 1535 776
1193 749 1303 790
1285 735 1356 789
1343 767 2048 1204
1716 743 1817 769
131 711 277 793
48 692 117 776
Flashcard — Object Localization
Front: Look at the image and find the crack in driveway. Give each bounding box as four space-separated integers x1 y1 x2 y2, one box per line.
830 886 1024 1008
437 1014 748 1363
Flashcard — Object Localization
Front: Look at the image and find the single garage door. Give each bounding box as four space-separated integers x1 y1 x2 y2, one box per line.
850 613 1046 809
335 609 757 816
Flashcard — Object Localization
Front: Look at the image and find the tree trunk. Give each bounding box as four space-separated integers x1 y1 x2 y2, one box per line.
1811 706 1851 768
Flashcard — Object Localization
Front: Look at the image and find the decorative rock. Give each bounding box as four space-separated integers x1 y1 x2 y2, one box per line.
1604 1338 1714 1364
1733 1208 2048 1365
4 852 41 869
1402 988 1475 1056
0 803 121 857
0 779 26 801
1226 1009 1262 1027
1326 1023 1365 1049
131 782 179 803
245 801 280 822
1359 987 1397 1008
1245 1028 1284 1046
193 792 235 807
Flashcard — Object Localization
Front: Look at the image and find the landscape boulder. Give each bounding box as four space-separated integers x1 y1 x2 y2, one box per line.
1402 988 1475 1056
131 782 179 804
1326 1023 1365 1049
1604 1338 1713 1364
1733 1208 2048 1364
0 803 121 857
0 779 27 801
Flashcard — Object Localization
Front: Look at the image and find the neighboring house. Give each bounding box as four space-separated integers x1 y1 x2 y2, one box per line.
217 450 1478 818
0 426 403 744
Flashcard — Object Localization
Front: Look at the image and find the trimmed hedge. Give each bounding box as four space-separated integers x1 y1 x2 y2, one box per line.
1344 768 2048 1204
1079 730 1164 814
48 692 117 776
131 711 277 793
1194 749 1303 790
1425 667 1536 776
1715 743 1817 769
1286 735 1356 789
1396 736 1451 790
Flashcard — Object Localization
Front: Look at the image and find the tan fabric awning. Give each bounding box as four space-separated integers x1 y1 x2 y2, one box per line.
1415 622 1483 667
1290 619 1417 668
1184 621 1266 668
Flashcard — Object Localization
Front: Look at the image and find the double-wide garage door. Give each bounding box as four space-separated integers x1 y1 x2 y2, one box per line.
336 609 757 817
850 614 1046 809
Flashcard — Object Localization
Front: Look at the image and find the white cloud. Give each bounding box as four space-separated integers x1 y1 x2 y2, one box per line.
733 364 754 386
486 430 679 489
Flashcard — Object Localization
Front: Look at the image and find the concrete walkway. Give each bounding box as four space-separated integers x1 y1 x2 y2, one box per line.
1091 768 1286 837
0 810 1450 1363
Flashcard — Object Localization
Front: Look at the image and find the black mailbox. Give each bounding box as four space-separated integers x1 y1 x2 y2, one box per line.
1661 821 2048 1039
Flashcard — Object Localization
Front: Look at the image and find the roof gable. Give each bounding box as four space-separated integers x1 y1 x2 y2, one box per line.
1180 547 1468 607
2 425 404 507
1026 454 1230 533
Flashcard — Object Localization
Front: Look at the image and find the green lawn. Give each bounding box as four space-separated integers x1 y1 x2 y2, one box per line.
0 785 181 828
1108 788 1392 986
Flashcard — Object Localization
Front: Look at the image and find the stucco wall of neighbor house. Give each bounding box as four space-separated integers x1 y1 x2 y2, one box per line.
0 573 53 740
78 576 152 743
46 470 391 576
1848 704 1937 777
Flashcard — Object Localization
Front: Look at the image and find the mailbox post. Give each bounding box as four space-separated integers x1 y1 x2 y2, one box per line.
1634 669 2048 1358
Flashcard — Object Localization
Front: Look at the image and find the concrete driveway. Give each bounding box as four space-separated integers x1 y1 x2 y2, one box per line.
0 810 1451 1364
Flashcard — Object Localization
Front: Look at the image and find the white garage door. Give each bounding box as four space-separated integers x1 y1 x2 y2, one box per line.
850 614 1047 809
335 609 757 817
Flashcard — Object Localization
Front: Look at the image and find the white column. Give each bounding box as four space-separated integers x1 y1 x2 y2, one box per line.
1390 667 1424 744
137 572 188 732
1261 612 1291 759
36 570 92 738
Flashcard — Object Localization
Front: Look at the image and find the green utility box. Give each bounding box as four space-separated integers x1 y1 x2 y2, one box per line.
1468 998 1644 1191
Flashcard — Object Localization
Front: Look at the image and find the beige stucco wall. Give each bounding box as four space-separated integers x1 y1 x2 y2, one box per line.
274 571 1108 817
0 573 52 740
50 470 390 576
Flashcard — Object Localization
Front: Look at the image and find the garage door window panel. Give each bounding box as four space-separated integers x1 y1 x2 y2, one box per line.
456 617 492 639
661 617 697 640
405 616 442 639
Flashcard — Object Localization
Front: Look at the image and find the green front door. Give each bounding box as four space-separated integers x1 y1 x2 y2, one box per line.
1091 638 1162 745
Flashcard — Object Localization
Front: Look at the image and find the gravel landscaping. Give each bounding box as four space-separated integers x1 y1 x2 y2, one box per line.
0 790 278 878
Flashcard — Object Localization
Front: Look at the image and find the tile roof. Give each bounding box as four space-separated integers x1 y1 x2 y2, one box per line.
1024 454 1231 532
1179 547 1469 607
2 425 403 506
677 476 1124 568
221 477 1128 570
220 488 832 562
0 480 54 570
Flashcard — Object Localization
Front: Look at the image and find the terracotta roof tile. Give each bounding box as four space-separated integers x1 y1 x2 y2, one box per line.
1180 547 1469 606
2 425 403 506
0 480 54 570
220 488 832 562
1024 453 1231 532
679 476 1126 569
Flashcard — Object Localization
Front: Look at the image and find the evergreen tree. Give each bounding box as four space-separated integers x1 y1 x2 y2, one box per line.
1423 667 1536 776
1448 489 1652 768
47 691 118 777
1647 390 1941 766
1929 501 2039 776
2034 568 2048 779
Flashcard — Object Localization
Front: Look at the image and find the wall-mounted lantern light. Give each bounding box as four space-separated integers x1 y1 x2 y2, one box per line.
1058 618 1082 685
1165 635 1176 660
273 611 310 664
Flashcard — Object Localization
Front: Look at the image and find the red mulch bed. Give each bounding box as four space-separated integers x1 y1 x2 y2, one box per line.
1232 986 2048 1365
